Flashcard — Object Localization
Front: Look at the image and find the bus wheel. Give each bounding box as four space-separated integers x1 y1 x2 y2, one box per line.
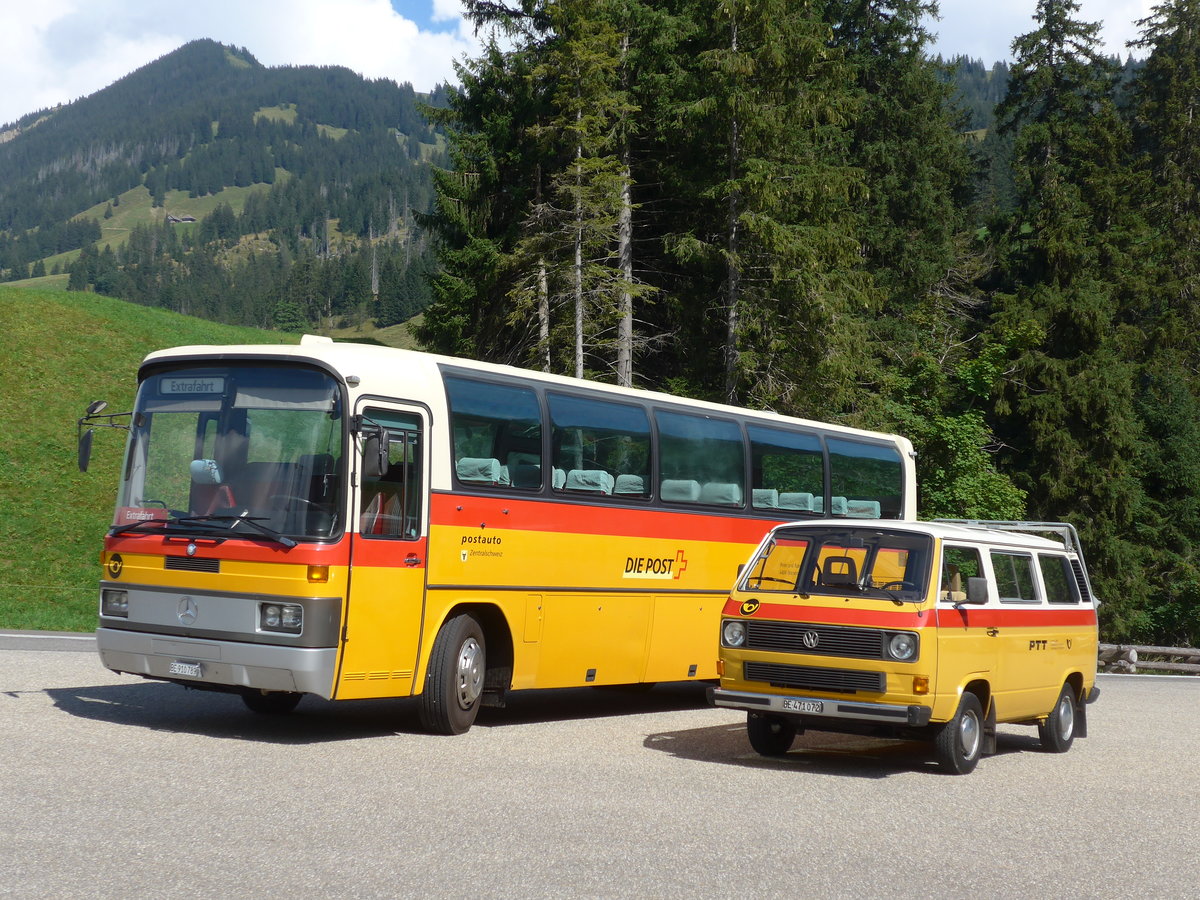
1038 683 1077 753
934 692 983 775
419 614 486 735
747 713 796 756
241 689 303 714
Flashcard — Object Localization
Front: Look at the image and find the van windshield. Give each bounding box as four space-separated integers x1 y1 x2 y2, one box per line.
742 526 932 602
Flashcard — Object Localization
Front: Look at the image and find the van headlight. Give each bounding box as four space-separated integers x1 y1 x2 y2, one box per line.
260 602 303 634
888 632 918 661
722 619 747 648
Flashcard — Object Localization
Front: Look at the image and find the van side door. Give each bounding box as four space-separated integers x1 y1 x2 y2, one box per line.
934 543 997 714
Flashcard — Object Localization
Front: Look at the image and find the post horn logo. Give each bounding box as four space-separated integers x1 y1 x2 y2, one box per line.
739 598 760 616
106 554 123 579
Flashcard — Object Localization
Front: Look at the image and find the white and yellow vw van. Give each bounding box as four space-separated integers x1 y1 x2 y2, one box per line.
710 520 1099 774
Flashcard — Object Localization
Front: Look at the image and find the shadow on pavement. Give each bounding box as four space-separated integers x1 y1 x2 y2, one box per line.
44 679 714 743
643 719 1041 778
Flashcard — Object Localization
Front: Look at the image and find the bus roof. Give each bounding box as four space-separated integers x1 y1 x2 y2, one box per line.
140 335 915 449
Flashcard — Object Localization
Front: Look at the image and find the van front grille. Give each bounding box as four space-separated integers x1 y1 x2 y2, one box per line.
743 661 884 694
746 620 885 659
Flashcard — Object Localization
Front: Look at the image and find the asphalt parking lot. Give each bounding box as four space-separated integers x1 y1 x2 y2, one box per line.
2 632 1197 899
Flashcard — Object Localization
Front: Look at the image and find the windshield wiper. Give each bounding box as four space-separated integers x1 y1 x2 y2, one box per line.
178 514 298 548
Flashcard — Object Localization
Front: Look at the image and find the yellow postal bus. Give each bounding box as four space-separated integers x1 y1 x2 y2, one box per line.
711 519 1099 773
80 336 916 733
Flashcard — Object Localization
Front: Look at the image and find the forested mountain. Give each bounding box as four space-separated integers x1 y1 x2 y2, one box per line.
0 39 443 328
417 0 1200 647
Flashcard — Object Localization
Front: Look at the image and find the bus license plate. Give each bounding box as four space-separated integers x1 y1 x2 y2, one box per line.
169 660 202 678
781 698 823 713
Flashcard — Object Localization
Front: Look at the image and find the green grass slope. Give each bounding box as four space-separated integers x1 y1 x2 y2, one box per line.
0 286 296 631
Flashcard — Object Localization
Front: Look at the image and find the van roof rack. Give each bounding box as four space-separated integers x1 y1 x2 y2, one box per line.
933 519 1098 605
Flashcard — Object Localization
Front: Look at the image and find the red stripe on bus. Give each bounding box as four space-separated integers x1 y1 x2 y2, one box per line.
105 533 351 566
350 536 428 567
431 492 788 543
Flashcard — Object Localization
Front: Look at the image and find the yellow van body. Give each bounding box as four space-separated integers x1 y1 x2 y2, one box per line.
710 520 1099 774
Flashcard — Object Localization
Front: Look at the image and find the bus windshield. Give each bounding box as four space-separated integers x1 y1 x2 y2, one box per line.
743 526 932 602
114 364 344 541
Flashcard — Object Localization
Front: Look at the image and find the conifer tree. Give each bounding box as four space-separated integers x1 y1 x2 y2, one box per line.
990 0 1151 634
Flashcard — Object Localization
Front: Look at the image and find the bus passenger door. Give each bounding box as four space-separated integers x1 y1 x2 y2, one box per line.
335 404 429 699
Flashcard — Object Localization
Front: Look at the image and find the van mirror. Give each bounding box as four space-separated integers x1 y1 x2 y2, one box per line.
964 576 989 605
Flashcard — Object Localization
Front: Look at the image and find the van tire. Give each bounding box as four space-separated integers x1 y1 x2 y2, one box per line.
935 692 984 774
747 713 796 756
419 614 486 735
1038 683 1077 753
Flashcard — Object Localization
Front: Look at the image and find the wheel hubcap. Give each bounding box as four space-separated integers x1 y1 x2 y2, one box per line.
1058 694 1075 740
959 710 981 758
455 638 484 709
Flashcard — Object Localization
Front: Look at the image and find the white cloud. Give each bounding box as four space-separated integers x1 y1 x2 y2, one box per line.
928 0 1159 63
0 0 480 127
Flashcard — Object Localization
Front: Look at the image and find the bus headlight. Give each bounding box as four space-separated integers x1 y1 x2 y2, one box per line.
722 619 747 648
101 589 129 617
888 632 918 661
260 602 303 634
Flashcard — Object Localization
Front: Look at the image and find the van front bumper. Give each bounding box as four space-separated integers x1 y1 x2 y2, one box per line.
709 686 933 728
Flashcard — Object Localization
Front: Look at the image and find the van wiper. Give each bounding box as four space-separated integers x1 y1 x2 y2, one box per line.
178 514 298 548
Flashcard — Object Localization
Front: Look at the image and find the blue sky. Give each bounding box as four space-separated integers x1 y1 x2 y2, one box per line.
0 1 1155 131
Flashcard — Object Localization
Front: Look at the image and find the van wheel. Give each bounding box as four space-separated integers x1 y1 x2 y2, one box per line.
419 614 486 735
1038 683 1077 753
934 692 983 774
241 689 303 714
747 713 796 756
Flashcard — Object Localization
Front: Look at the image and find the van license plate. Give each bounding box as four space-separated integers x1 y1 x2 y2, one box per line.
169 661 202 677
781 698 823 713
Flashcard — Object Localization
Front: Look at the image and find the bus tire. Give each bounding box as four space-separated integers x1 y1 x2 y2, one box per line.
746 713 796 756
241 689 303 715
934 692 983 775
419 613 486 735
1038 683 1077 753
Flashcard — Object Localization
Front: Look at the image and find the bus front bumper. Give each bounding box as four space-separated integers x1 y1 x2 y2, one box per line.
97 627 338 698
709 686 933 728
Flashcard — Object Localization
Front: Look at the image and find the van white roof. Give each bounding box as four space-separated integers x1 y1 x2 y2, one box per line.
766 519 1073 553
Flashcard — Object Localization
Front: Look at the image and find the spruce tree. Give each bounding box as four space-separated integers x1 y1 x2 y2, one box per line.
990 0 1151 635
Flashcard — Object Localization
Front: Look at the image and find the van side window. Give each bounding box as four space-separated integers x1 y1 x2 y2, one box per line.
1039 554 1080 604
940 546 983 603
991 551 1038 603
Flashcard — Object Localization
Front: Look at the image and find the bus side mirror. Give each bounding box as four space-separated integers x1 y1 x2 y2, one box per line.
362 433 389 479
78 429 94 473
964 576 989 605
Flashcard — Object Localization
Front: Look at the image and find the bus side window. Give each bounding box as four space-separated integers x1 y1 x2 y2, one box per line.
359 411 422 540
747 424 823 513
827 437 904 519
445 377 542 491
655 409 744 507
